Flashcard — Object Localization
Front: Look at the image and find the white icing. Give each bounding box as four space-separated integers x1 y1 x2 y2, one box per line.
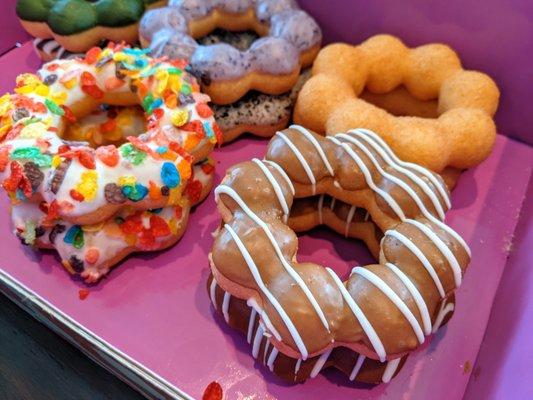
247 308 257 344
263 339 270 365
209 277 218 309
349 354 366 381
252 158 289 223
345 205 357 237
385 263 431 335
432 302 455 333
289 124 334 176
383 229 446 297
276 131 316 194
309 348 332 378
382 358 401 383
317 194 325 225
216 185 330 335
223 223 309 359
263 160 295 195
294 358 302 377
222 291 231 323
352 267 425 344
252 323 265 358
267 348 279 372
325 267 386 362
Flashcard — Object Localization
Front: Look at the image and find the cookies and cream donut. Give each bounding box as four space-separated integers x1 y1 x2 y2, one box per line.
209 125 470 384
0 44 221 226
12 159 215 283
139 0 322 105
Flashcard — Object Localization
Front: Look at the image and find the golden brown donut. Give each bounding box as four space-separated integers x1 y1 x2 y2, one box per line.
294 34 500 172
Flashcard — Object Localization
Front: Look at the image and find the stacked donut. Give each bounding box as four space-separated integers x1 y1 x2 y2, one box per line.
0 44 220 282
208 125 470 383
140 0 322 142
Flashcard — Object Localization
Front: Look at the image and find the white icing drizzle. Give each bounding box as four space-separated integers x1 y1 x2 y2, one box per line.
325 267 386 362
294 358 302 377
383 229 446 297
353 128 451 209
223 223 308 358
267 348 279 372
247 308 257 343
276 131 317 194
209 278 218 309
349 131 447 220
310 348 332 378
327 136 406 220
222 292 231 323
337 132 470 258
263 339 270 365
252 323 265 358
263 160 295 195
216 185 330 336
364 210 370 222
290 124 334 176
432 302 455 333
405 219 463 288
253 158 289 223
385 263 432 335
382 358 402 383
330 197 336 210
352 267 425 344
349 354 366 381
345 205 357 237
318 194 325 224
246 298 282 341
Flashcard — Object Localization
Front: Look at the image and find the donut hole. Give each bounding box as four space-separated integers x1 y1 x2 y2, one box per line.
62 104 146 148
359 86 439 119
196 28 261 51
290 196 381 279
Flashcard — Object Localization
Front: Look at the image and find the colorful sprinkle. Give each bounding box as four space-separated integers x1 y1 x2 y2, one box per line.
121 143 146 165
75 170 98 201
161 162 180 188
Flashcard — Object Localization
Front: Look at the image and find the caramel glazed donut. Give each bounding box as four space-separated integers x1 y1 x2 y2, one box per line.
139 0 321 142
0 44 222 281
208 125 471 384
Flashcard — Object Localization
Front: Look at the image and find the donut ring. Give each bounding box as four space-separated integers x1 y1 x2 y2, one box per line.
209 125 471 383
294 34 500 172
139 0 322 104
12 160 214 283
0 44 221 226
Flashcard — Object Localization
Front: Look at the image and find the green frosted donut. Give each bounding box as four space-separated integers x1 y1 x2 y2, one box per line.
17 0 157 35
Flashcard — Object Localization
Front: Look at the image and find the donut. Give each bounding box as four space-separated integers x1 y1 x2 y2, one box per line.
16 0 164 54
209 125 471 384
208 274 457 383
0 43 221 227
294 34 500 172
212 69 310 143
139 0 322 105
33 38 83 62
12 159 215 283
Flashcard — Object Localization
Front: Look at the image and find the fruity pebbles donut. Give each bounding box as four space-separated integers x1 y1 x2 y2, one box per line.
0 43 221 228
140 0 321 142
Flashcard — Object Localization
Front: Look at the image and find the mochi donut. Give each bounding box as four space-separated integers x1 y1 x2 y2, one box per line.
294 34 500 173
209 125 471 384
12 159 215 283
16 0 164 54
0 44 221 227
139 0 322 105
34 38 83 62
208 274 456 383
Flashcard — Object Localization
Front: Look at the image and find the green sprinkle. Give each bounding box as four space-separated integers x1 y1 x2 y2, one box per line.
121 143 146 166
45 98 64 116
181 84 191 95
142 93 154 111
167 67 182 75
73 229 84 249
11 147 52 167
23 117 42 126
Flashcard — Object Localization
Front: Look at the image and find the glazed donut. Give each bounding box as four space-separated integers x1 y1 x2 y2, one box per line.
16 0 164 54
139 0 322 105
12 159 214 283
209 125 470 384
294 34 500 172
0 44 221 226
208 274 456 383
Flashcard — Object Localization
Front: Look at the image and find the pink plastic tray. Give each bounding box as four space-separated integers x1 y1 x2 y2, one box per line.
0 43 531 400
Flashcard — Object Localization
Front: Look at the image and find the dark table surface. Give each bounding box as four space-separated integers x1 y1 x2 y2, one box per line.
0 294 145 400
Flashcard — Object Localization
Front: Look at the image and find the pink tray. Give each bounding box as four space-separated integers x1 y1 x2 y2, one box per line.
0 43 531 400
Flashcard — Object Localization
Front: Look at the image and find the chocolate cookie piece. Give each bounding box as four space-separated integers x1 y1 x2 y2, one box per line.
197 29 259 51
212 69 310 141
